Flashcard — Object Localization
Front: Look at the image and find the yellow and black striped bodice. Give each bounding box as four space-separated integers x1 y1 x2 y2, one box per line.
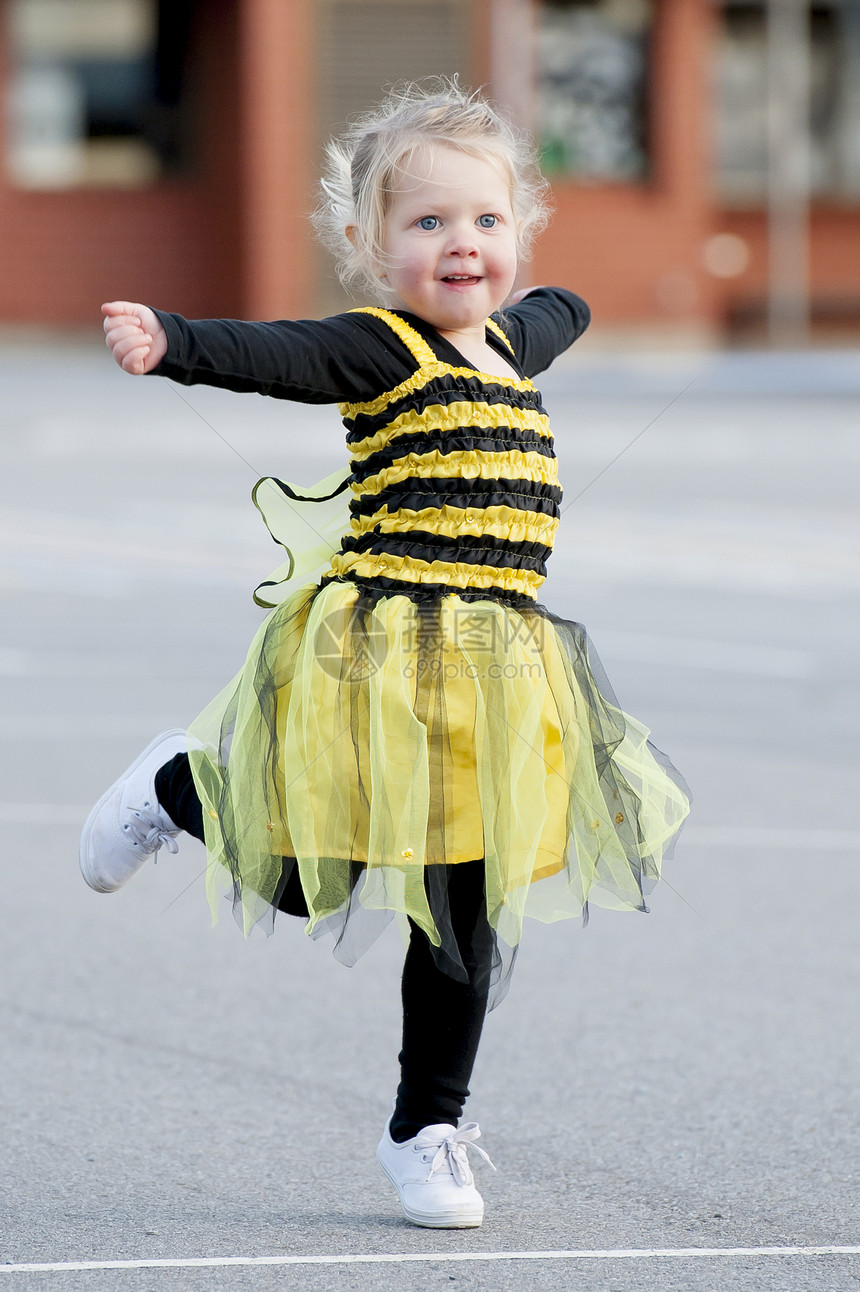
321 309 562 605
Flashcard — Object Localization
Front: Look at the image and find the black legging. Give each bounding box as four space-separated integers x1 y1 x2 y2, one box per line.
155 753 491 1142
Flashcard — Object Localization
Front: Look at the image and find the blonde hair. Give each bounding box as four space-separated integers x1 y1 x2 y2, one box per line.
313 77 552 300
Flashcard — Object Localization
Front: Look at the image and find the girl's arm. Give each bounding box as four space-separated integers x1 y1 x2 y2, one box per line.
100 300 387 404
103 302 167 374
500 287 591 378
508 286 545 306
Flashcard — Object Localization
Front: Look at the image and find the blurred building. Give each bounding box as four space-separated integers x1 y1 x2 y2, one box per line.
1 0 859 340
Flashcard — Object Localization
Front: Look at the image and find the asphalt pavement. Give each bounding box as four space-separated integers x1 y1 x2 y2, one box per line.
1 339 858 1291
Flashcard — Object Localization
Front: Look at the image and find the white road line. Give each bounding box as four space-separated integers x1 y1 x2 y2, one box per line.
0 640 820 681
0 716 171 740
683 827 860 851
0 804 88 825
2 808 859 854
3 1246 859 1273
594 631 814 679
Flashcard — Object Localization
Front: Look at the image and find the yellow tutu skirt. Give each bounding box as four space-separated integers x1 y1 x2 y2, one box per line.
188 579 690 971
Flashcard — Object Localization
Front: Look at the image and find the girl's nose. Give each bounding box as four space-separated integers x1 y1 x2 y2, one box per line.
444 225 478 257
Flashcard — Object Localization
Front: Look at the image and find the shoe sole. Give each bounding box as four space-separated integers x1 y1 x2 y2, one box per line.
376 1151 484 1229
79 728 186 893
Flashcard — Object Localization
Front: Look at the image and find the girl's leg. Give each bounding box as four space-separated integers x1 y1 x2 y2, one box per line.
154 751 204 841
390 858 493 1141
156 752 311 917
79 729 187 893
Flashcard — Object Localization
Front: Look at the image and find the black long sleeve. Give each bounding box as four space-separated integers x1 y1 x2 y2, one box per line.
151 310 406 403
150 286 590 402
499 287 591 378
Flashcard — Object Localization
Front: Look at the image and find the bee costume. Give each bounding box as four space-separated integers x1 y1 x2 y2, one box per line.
153 289 690 1002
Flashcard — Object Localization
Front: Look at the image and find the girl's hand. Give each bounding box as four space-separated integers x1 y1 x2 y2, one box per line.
508 286 546 306
101 301 168 375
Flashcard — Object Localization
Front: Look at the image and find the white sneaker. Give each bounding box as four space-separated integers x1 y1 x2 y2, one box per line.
376 1119 493 1228
79 729 186 893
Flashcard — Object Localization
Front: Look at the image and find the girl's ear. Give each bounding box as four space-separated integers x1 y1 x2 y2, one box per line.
347 224 388 282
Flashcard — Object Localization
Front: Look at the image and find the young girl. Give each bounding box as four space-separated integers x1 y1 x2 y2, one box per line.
80 80 690 1230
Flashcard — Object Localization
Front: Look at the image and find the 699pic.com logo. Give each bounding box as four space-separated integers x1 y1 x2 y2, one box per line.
313 607 389 683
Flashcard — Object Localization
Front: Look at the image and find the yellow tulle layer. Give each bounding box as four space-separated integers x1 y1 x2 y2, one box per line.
348 401 552 458
326 547 546 598
351 448 559 504
351 502 558 547
187 579 690 954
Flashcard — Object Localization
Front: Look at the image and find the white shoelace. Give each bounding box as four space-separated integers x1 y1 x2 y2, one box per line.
415 1123 496 1186
124 807 179 857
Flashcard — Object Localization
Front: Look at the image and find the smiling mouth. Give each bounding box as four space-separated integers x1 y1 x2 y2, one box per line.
441 275 481 286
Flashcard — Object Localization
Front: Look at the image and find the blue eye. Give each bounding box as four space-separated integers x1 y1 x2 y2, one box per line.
417 216 439 231
478 214 497 228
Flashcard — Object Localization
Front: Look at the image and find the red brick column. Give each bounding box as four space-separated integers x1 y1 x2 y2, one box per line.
532 0 721 332
238 0 316 319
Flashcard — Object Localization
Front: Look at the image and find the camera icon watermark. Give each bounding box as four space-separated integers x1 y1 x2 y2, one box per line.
313 601 551 684
314 606 389 682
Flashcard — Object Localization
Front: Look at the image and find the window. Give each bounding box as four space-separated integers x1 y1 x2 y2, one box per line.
316 0 466 312
6 0 193 189
537 0 653 181
715 1 860 202
317 1 465 138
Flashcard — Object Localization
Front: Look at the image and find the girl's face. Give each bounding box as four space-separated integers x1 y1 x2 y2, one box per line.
377 143 518 333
